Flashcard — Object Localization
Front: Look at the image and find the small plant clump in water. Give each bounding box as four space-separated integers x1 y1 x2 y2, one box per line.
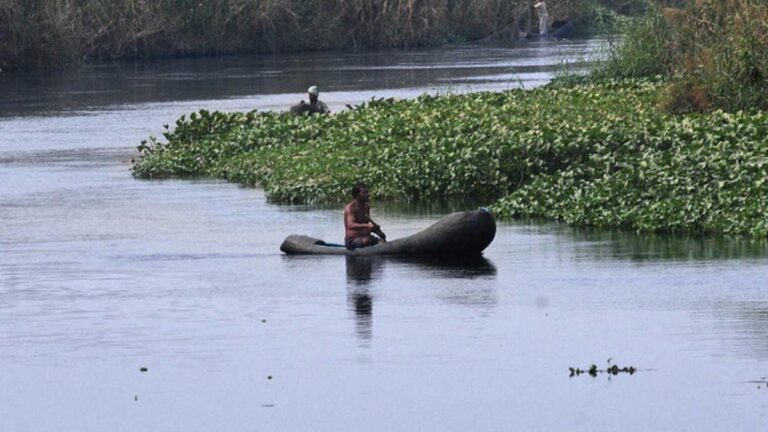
570 359 636 377
749 377 768 390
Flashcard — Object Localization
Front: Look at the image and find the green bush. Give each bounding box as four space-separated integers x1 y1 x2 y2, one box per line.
592 3 675 79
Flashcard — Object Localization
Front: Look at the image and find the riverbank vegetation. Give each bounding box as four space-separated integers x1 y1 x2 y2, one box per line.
128 0 768 238
1 0 642 70
132 79 768 237
595 0 768 112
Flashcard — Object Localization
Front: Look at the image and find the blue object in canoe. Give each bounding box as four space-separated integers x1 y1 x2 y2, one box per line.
280 209 496 256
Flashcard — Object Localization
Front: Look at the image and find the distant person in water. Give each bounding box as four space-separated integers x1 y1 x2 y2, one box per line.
290 85 330 115
533 0 549 36
344 183 386 250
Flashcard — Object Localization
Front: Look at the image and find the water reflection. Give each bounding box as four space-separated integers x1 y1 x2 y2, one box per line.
566 228 768 262
345 254 497 283
405 256 499 310
345 256 378 286
345 255 497 342
508 220 768 262
712 300 768 359
345 256 378 342
397 255 498 279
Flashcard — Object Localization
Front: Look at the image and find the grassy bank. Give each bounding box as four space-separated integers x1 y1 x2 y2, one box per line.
595 0 768 112
132 79 768 238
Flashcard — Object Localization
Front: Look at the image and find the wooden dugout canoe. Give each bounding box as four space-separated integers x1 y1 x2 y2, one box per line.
280 209 496 256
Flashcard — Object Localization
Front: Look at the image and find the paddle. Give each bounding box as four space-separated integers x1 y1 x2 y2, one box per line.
371 222 387 242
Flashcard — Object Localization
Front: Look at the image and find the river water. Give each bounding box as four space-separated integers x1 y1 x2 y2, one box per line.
1 40 767 431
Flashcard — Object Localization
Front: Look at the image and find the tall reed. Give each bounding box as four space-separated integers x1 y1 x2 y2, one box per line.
674 0 768 112
2 0 624 70
595 0 768 112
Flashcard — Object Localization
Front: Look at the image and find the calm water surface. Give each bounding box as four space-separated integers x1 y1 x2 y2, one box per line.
1 40 767 431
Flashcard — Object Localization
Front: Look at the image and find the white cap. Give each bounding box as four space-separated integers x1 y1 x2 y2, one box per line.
308 86 319 96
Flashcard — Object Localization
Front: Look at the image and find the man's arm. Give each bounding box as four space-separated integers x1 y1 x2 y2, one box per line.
368 217 387 241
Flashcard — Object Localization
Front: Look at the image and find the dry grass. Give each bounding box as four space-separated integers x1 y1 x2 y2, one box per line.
598 0 768 112
666 0 768 111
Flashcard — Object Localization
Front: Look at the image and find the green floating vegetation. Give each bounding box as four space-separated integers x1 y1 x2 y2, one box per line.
569 361 637 378
132 79 768 238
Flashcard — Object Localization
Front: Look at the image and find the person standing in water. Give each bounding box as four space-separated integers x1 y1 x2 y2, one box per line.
344 183 386 250
291 85 331 115
306 85 330 114
533 1 549 36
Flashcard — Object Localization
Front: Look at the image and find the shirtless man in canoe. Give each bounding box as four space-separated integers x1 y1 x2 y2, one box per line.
344 182 386 250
